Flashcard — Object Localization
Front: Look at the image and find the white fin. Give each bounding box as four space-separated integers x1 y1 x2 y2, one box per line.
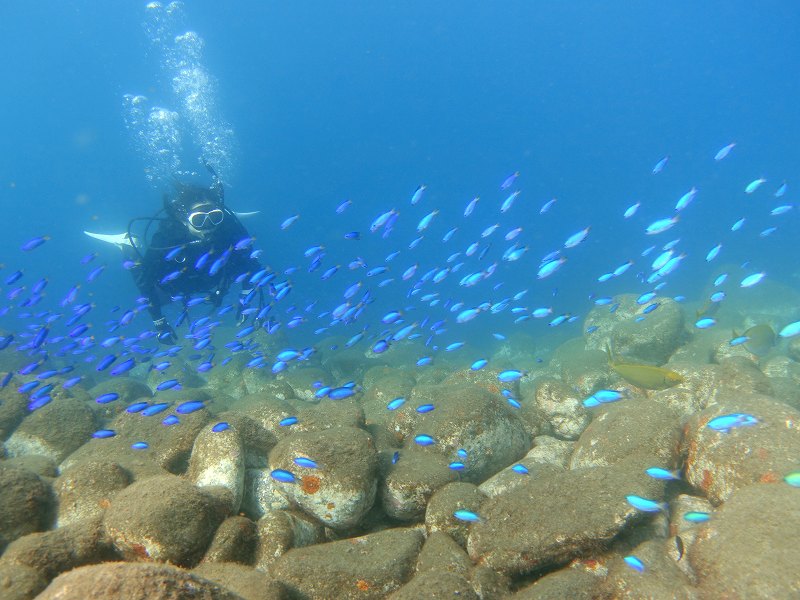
84 231 139 249
233 211 260 218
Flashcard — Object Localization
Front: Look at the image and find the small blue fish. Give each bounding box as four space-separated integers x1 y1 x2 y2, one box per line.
92 429 116 439
500 171 519 190
707 413 759 433
624 556 645 573
623 202 640 218
293 457 318 469
714 142 735 161
212 422 230 432
626 495 666 513
416 404 435 414
779 321 800 338
410 184 427 205
471 358 488 371
280 214 300 229
540 198 557 214
497 369 525 383
464 196 480 217
695 317 717 329
448 461 466 471
328 386 356 400
683 511 711 523
511 464 529 475
131 442 149 450
176 400 204 414
387 397 406 410
270 469 296 483
453 509 481 523
21 236 50 251
156 379 180 391
652 155 669 174
740 272 766 288
141 402 170 416
279 416 299 426
744 177 766 194
95 392 119 404
645 467 681 481
414 434 436 446
162 415 180 426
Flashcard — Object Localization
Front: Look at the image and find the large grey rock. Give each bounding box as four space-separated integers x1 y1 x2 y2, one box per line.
584 294 685 364
598 539 696 599
683 394 800 504
382 449 458 521
512 562 603 599
467 459 664 575
415 531 472 576
690 483 800 598
389 570 478 600
398 382 532 483
425 482 486 547
0 562 48 600
5 396 96 463
201 516 259 566
268 427 378 530
60 393 211 477
0 516 115 582
531 378 590 440
241 467 291 519
570 400 682 470
254 509 324 571
187 424 246 513
103 475 227 567
0 463 53 552
192 562 287 600
36 562 243 600
54 460 131 527
271 528 424 599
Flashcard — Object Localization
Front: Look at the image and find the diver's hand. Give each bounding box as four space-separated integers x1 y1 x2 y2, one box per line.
236 291 251 326
153 318 177 344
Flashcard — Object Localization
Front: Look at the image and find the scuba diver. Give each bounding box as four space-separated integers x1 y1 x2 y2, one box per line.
86 177 265 344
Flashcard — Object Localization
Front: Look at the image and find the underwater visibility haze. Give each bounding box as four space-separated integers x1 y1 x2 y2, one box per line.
1 1 800 598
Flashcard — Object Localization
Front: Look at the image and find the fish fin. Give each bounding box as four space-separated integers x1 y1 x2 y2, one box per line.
84 231 140 250
233 211 260 218
604 342 615 364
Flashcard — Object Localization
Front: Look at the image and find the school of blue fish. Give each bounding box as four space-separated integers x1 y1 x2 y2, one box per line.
2 142 800 575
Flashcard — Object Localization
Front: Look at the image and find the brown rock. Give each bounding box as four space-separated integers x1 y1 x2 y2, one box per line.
103 475 227 567
271 527 423 599
0 463 53 552
36 561 243 600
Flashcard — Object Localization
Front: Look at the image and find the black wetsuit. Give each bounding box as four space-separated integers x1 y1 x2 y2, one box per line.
133 207 262 321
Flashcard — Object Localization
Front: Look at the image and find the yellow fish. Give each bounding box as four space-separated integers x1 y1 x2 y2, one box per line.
605 344 683 390
736 324 775 357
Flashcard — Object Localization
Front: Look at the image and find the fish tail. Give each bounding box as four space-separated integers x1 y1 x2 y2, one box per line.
604 342 615 364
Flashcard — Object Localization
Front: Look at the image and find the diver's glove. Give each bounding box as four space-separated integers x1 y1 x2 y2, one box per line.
153 317 177 345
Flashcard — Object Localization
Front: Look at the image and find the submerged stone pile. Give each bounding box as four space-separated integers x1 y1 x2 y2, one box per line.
1 295 799 599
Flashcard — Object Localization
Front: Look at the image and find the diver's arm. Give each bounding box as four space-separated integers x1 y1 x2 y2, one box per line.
133 258 164 321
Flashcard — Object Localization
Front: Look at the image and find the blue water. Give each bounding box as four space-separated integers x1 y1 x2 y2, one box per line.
1 1 799 364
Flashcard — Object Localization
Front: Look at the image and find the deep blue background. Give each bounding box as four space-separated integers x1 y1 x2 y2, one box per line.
1 1 798 345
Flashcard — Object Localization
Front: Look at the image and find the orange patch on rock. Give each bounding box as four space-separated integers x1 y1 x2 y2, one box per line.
355 579 370 591
300 475 321 494
98 498 111 510
131 543 150 559
759 471 780 483
701 468 713 491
